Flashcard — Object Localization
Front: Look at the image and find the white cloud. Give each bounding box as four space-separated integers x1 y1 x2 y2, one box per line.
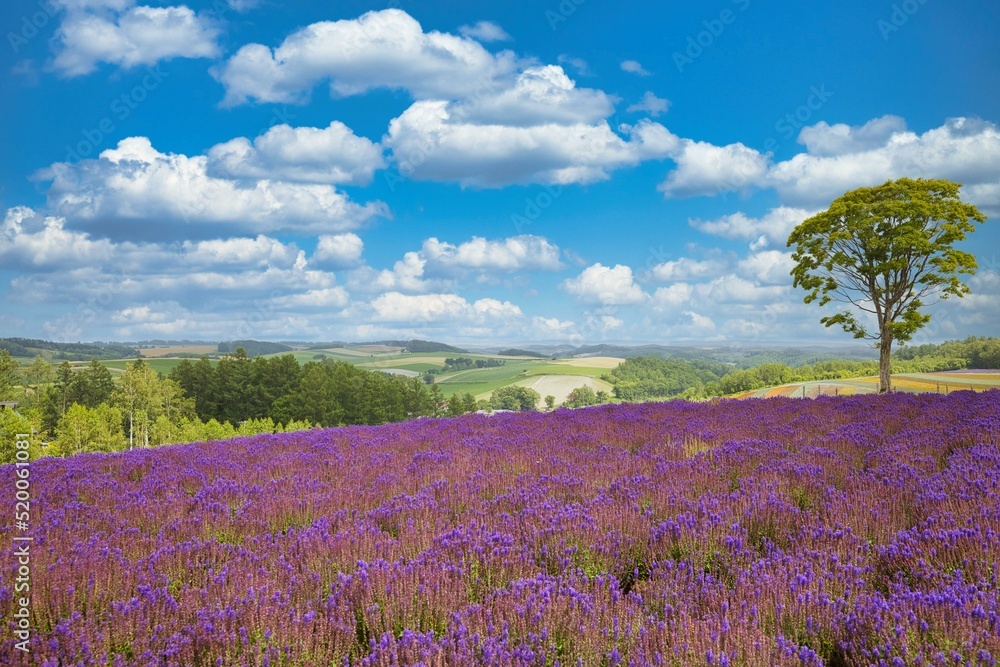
448 65 615 127
386 101 678 187
621 60 650 76
737 250 796 285
561 263 647 305
651 283 694 310
421 235 563 272
179 235 302 269
51 3 220 76
313 233 364 268
38 137 387 237
273 287 350 309
690 206 814 245
627 91 670 117
797 115 908 157
658 140 770 198
207 121 385 185
557 55 590 76
530 316 577 339
214 9 516 105
696 274 790 304
0 207 113 270
226 0 260 12
768 117 1000 210
347 252 431 294
664 117 1000 214
370 292 522 323
458 20 511 42
650 257 725 282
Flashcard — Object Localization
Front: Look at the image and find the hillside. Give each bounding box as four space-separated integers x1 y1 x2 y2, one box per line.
3 392 997 664
0 337 139 361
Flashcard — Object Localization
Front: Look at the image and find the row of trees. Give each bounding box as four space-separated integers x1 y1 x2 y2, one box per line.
0 350 488 463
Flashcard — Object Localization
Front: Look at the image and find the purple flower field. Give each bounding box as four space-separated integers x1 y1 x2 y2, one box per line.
3 393 1000 666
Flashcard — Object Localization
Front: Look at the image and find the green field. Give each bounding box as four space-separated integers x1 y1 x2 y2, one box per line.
522 363 609 379
100 358 200 374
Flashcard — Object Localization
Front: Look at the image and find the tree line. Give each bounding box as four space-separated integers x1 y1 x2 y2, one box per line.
0 349 483 463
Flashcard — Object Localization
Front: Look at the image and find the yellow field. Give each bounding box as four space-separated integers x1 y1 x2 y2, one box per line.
552 356 624 369
139 345 216 357
503 375 615 407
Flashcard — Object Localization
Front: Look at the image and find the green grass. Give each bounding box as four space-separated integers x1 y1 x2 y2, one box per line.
100 358 209 374
522 364 609 379
434 361 544 397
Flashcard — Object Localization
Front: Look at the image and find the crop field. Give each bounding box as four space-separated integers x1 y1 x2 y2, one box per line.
138 345 217 358
552 356 625 369
511 374 614 406
434 360 540 397
739 372 1000 399
2 392 998 665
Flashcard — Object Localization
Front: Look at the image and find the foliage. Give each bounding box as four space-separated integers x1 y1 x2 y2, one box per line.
788 177 986 392
565 385 599 408
894 335 1000 369
0 350 18 400
0 337 139 360
217 340 293 357
604 356 728 401
52 403 127 456
489 385 540 411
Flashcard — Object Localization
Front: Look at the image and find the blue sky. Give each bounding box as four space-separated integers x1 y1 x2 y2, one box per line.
1 0 998 345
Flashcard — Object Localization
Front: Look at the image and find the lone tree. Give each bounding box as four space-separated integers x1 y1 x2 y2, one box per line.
788 178 985 393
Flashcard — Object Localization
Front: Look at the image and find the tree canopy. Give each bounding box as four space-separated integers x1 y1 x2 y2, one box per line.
788 177 986 392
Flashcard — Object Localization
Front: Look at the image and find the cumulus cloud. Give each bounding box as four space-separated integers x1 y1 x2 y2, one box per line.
37 137 387 238
0 206 113 270
458 20 511 42
649 257 725 282
769 117 1000 210
690 206 814 245
737 250 796 285
213 9 516 105
421 235 563 272
620 60 650 76
386 102 678 187
448 65 615 127
370 292 522 323
797 115 908 157
627 91 670 117
561 263 647 305
207 121 385 185
662 116 1000 213
312 233 364 268
51 3 221 76
658 139 771 198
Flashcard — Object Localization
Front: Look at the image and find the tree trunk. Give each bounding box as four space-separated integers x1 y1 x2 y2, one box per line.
878 335 893 394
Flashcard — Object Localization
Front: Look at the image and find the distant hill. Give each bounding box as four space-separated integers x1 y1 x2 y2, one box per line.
0 337 140 361
361 340 468 354
497 348 549 358
218 340 294 358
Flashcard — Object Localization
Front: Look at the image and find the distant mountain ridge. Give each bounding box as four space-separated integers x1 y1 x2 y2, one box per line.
0 337 140 361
